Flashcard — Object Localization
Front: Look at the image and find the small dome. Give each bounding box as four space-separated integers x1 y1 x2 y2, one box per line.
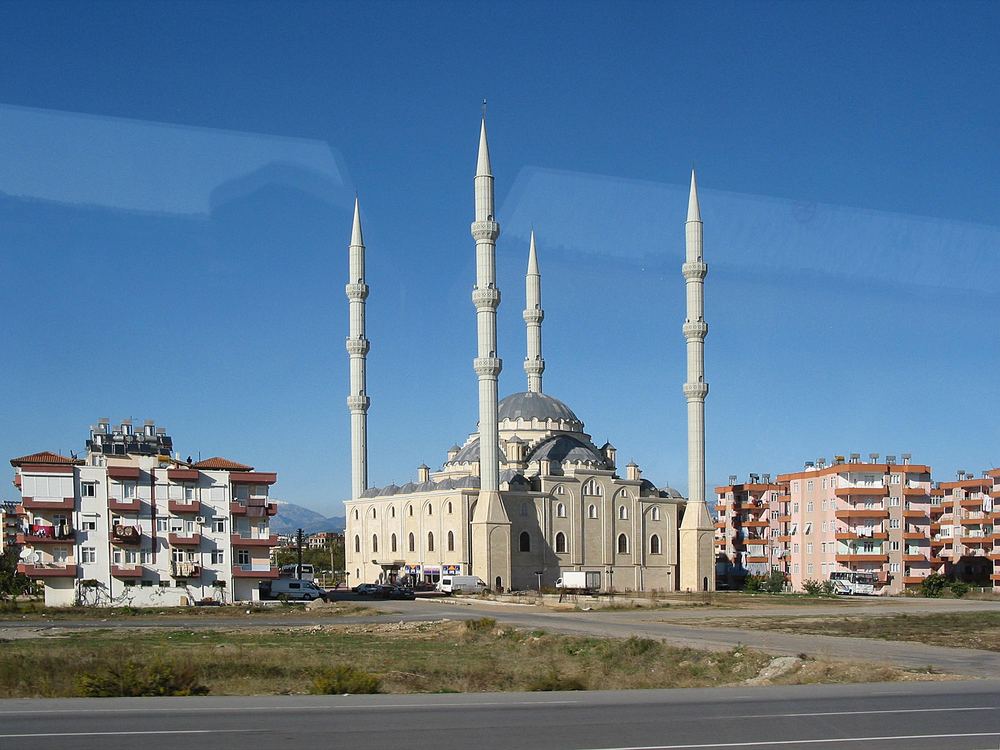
451 438 508 466
529 435 606 466
497 391 580 425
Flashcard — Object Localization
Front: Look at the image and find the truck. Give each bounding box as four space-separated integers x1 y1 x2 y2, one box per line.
437 575 488 594
555 571 602 592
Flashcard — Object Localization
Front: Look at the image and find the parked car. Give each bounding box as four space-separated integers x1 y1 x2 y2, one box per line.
352 583 381 596
388 586 416 600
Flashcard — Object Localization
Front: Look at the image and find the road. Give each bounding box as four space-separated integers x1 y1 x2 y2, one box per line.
1 680 998 750
7 595 999 677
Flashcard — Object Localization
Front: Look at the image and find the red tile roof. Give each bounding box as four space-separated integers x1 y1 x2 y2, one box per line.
10 451 83 467
192 456 253 471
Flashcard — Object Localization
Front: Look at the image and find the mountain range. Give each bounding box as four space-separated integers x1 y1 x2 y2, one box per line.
270 500 345 535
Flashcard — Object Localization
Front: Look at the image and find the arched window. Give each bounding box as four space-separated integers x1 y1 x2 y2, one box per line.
408 532 415 552
583 479 604 496
520 502 529 517
447 530 455 552
427 504 433 516
354 535 360 553
555 531 566 553
519 531 531 552
407 505 413 517
390 506 396 519
427 532 435 552
650 534 661 554
554 484 565 495
651 505 660 521
556 502 566 518
370 507 376 518
447 501 453 514
588 504 598 519
618 505 628 520
617 488 630 500
372 534 378 553
353 508 359 520
391 533 398 553
617 533 629 554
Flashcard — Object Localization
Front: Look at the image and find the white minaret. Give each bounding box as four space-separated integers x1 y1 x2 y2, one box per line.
345 198 370 501
679 170 715 592
469 115 511 590
523 231 545 393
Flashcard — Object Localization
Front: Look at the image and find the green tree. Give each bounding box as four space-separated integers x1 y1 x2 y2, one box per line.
0 547 31 601
920 573 948 598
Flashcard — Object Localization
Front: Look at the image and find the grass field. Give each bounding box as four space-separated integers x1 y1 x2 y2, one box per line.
0 600 374 620
0 618 946 698
716 611 1000 652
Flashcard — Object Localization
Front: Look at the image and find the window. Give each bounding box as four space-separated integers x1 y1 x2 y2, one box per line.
390 506 396 518
806 481 814 491
556 502 566 518
554 485 565 495
447 530 455 552
391 534 398 552
793 503 799 513
122 482 136 499
81 519 97 531
618 506 628 520
213 519 226 533
617 533 629 554
408 533 415 552
793 543 799 553
81 483 96 497
807 563 814 574
354 535 360 553
806 502 814 513
890 562 900 572
447 501 453 514
890 541 900 551
353 508 359 520
889 519 900 529
427 504 433 516
81 547 96 563
889 496 900 506
370 507 376 519
408 505 414 517
156 517 169 533
583 479 603 496
588 504 597 519
555 532 566 553
651 506 660 521
806 543 813 555
211 550 224 564
237 549 250 565
821 521 828 532
427 532 434 552
372 534 378 553
650 534 661 554
518 531 530 552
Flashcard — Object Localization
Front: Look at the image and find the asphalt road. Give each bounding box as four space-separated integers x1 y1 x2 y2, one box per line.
4 596 1000 677
1 680 998 750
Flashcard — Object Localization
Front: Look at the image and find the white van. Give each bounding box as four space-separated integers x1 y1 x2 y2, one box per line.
265 578 328 601
437 575 487 594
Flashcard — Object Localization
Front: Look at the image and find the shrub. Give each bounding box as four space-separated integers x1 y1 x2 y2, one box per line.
743 575 764 592
821 580 836 596
311 665 380 695
527 669 586 691
77 660 208 697
764 570 786 594
464 617 497 633
802 579 823 596
949 581 970 598
920 573 948 598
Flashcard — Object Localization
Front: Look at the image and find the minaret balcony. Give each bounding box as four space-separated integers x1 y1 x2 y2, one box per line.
682 261 708 280
473 357 503 377
472 287 501 309
470 220 500 241
345 337 370 356
683 321 709 339
345 282 369 300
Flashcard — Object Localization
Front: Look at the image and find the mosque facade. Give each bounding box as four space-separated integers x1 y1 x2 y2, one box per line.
344 118 715 593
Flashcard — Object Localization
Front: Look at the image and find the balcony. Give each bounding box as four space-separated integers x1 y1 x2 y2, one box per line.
902 532 925 540
835 553 889 563
929 557 945 565
960 535 989 545
746 556 769 564
169 561 201 578
230 500 278 516
111 565 144 578
108 497 141 512
167 468 199 482
902 554 927 562
835 486 888 498
903 576 926 585
991 573 1000 582
111 525 142 545
835 531 888 541
20 497 75 511
168 500 201 514
232 564 279 579
16 528 74 545
230 533 278 547
902 487 929 496
902 510 929 520
835 509 889 520
741 520 770 528
17 563 77 577
168 533 202 546
714 521 726 529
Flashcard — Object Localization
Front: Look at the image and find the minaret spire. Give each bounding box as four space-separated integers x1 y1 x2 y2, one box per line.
523 230 545 393
679 169 714 592
469 112 510 591
345 197 370 501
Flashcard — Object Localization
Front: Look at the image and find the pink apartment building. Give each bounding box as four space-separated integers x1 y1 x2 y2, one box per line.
934 469 1000 587
714 474 787 588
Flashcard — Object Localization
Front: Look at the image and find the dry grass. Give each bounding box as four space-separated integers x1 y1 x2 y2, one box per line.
0 600 374 621
725 611 1000 652
0 619 945 698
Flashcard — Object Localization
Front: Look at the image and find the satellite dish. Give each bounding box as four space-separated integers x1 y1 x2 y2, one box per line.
19 547 33 560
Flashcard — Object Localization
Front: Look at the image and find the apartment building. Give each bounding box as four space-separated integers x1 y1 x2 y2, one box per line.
10 419 279 606
714 474 786 588
934 469 1000 587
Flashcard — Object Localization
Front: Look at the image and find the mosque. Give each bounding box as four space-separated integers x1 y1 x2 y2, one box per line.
343 118 715 593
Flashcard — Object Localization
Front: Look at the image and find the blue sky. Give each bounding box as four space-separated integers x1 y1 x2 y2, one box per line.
1 1 998 514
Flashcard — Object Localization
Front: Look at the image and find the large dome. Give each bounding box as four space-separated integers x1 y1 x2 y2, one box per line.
497 391 580 424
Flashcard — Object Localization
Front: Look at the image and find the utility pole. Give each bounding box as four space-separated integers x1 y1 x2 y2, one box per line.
296 528 304 580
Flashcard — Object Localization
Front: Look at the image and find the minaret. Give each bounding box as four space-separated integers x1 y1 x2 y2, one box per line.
679 170 715 592
345 198 370 501
469 115 511 591
523 231 545 393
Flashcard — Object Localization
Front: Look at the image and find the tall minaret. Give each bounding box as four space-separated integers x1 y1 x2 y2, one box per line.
469 115 511 590
523 231 545 393
679 170 715 592
345 197 370 501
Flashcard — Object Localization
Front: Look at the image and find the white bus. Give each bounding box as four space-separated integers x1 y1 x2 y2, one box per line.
829 570 878 595
279 563 315 582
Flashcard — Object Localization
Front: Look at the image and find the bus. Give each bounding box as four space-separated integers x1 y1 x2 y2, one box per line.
828 570 879 596
279 563 315 582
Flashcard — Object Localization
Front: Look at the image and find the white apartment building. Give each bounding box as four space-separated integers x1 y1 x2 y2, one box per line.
11 419 279 606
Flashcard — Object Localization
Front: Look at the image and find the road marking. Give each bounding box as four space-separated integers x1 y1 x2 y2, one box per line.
0 699 581 715
582 733 1000 749
0 730 259 739
732 706 998 719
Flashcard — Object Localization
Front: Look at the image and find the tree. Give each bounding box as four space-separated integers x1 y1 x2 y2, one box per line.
0 547 31 601
920 573 948 598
